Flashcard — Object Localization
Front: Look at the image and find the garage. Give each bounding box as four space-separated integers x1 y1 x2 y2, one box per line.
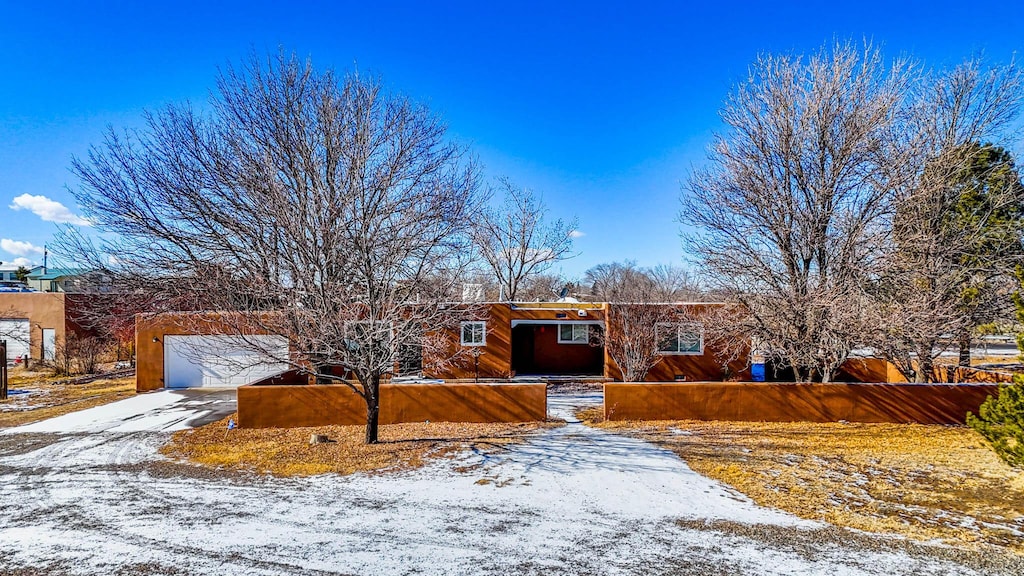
163 335 290 388
0 318 30 363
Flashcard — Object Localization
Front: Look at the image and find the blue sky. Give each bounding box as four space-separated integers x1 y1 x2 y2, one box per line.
1 1 1022 277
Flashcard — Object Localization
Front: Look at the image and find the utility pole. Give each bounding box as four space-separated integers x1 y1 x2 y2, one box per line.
1 340 8 400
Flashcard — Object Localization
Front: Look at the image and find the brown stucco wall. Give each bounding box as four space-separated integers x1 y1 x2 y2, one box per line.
424 303 608 380
0 293 67 361
135 312 278 392
602 303 752 382
838 359 1016 384
525 323 604 374
604 382 1000 425
424 304 514 380
236 382 548 428
951 366 1014 383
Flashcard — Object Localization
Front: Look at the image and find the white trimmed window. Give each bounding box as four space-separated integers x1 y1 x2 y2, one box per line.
558 323 589 344
460 321 486 346
656 323 703 354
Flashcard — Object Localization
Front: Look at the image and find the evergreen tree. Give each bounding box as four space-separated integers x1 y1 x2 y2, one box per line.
968 376 1024 468
949 143 1024 366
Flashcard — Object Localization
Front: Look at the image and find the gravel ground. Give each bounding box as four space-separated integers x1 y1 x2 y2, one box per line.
0 391 1020 575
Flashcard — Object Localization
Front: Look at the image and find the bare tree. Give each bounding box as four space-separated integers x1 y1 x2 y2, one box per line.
646 264 701 301
50 335 75 376
869 59 1024 381
60 52 482 443
682 42 910 382
473 178 577 301
517 272 577 302
585 262 685 381
48 333 106 376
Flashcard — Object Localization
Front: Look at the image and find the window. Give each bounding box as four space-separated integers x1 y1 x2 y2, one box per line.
558 323 589 344
656 323 703 354
344 321 394 352
460 321 486 346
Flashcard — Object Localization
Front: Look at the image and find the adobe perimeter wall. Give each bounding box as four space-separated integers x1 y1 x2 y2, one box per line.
604 382 1000 425
237 382 547 428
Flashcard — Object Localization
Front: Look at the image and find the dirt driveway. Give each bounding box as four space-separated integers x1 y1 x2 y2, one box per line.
0 392 1020 575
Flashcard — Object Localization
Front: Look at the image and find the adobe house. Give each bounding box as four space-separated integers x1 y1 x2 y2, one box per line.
422 302 748 382
136 301 749 391
138 303 962 428
0 292 90 364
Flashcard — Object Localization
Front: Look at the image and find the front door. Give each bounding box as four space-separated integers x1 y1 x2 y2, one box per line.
42 328 56 362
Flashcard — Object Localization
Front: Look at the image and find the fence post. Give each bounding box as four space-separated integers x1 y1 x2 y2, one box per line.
1 339 8 400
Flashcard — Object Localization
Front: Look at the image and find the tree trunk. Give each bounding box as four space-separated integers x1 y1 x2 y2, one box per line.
958 329 971 368
915 354 933 383
793 365 809 383
365 374 381 444
316 364 332 385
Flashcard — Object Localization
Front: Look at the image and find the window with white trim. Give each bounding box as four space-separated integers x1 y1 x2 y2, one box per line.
460 321 486 346
656 323 703 354
558 323 589 344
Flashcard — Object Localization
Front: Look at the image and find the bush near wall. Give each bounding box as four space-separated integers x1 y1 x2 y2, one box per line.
968 375 1024 468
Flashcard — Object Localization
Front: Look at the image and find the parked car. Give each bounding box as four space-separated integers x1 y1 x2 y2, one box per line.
0 281 34 293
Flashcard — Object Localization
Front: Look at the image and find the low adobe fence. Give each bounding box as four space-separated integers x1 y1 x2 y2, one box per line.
237 376 547 428
604 382 1001 425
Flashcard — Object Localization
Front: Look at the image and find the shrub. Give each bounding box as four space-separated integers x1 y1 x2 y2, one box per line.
49 334 109 376
967 376 1024 468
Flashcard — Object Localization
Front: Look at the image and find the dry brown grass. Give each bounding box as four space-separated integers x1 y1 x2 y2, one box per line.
0 368 136 428
575 406 604 424
578 408 1024 553
162 415 561 477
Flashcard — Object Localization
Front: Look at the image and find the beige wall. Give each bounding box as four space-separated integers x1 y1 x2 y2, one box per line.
0 293 67 361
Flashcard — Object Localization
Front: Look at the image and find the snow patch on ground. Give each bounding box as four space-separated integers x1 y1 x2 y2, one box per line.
7 389 223 433
0 388 49 411
0 391 1008 575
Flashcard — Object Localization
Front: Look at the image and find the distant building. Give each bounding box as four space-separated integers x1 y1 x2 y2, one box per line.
25 268 108 293
0 264 41 285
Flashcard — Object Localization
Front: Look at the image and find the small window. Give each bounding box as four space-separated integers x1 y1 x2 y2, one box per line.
461 321 486 346
558 323 589 344
657 323 703 354
344 321 394 352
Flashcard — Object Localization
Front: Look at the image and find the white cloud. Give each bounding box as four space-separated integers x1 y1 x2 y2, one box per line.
9 194 91 226
569 230 586 239
0 238 44 257
11 257 33 267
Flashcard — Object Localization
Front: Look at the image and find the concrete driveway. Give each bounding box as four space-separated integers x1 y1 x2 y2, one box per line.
6 388 237 434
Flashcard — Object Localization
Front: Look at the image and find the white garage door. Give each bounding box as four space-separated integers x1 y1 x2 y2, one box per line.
164 335 289 389
0 319 30 363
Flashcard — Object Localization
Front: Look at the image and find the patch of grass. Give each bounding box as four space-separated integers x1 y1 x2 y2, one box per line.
574 406 604 424
162 414 561 477
584 416 1024 553
6 367 72 388
0 369 136 428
